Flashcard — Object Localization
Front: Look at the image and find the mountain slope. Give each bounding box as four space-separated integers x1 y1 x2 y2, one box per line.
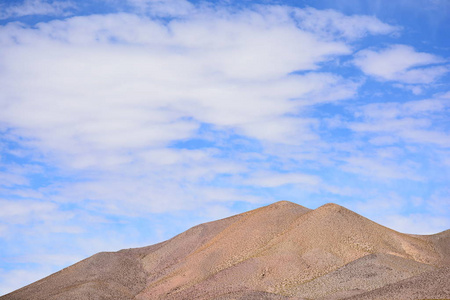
293 253 435 299
346 266 450 300
1 201 448 300
1 246 152 300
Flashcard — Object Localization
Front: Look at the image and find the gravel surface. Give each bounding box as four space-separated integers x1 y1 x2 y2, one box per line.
2 201 448 300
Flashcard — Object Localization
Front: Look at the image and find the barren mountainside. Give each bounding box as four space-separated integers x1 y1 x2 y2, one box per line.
2 201 449 300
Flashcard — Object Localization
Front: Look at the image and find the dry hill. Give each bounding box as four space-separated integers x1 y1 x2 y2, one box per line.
2 201 449 300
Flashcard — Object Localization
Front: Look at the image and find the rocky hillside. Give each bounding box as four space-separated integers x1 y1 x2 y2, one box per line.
2 201 449 300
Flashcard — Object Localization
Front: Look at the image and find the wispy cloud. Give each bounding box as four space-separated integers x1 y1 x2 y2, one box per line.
354 44 449 84
0 0 75 20
243 171 321 188
127 0 194 16
293 7 400 40
349 93 450 147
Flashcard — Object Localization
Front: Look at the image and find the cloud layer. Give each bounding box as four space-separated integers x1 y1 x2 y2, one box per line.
354 44 448 84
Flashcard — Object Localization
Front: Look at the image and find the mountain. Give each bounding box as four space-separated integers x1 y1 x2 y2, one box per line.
2 201 449 300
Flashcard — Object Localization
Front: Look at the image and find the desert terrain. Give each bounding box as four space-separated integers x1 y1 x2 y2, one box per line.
2 201 449 300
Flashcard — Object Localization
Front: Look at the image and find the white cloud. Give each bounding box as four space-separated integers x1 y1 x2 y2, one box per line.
427 190 450 214
48 175 259 215
0 225 7 237
0 173 29 187
0 0 75 20
352 193 406 214
340 155 422 181
379 214 450 234
243 171 321 188
368 135 399 146
293 7 399 40
11 253 83 267
33 145 258 215
0 199 58 225
354 44 449 84
335 94 450 182
349 96 450 147
127 0 194 16
240 117 318 145
349 193 449 234
322 184 362 197
0 163 43 187
0 8 359 171
201 205 235 221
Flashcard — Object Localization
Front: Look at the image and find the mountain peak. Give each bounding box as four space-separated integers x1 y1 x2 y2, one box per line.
313 202 358 219
266 200 305 209
317 202 346 211
272 200 296 206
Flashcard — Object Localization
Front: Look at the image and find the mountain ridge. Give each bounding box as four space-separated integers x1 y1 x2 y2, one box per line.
2 201 449 300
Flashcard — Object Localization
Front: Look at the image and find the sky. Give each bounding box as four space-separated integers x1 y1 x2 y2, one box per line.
0 0 449 295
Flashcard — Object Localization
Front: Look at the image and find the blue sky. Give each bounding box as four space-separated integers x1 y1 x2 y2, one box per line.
0 0 449 295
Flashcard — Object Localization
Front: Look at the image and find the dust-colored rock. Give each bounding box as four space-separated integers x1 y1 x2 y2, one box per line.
1 201 448 300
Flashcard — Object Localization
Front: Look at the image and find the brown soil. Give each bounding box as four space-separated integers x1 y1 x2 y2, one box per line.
2 201 448 300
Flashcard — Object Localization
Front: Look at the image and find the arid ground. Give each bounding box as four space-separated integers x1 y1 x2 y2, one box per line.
2 201 449 300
